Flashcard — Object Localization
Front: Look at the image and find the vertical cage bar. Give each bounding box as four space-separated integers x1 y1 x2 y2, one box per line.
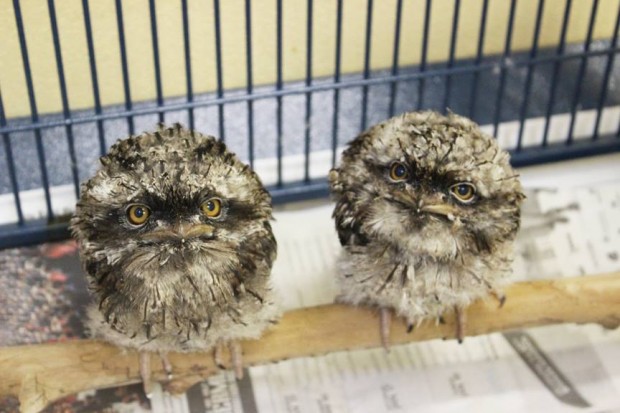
417 0 432 110
276 0 283 186
114 0 134 135
541 0 572 147
13 0 54 220
0 91 24 224
443 0 461 113
388 0 403 118
82 0 106 156
214 0 225 142
303 0 313 182
245 0 255 168
360 0 373 131
48 0 80 199
148 0 164 124
181 0 194 130
331 0 343 168
593 6 620 140
492 0 517 138
566 0 599 144
468 0 489 119
516 0 545 151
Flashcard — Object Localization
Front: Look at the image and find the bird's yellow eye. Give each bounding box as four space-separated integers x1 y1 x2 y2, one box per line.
450 183 476 203
389 162 409 181
126 204 151 226
201 198 223 218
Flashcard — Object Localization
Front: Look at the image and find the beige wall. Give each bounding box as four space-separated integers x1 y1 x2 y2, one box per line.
0 0 618 118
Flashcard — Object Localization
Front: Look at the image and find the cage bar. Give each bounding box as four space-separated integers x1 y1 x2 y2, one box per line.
492 0 517 138
48 0 80 199
214 0 225 142
0 92 24 225
114 0 134 135
82 0 107 157
417 0 432 110
181 0 194 130
148 0 164 124
467 0 489 119
245 0 255 168
443 0 461 113
388 0 403 118
331 0 344 168
360 0 374 132
13 0 54 221
541 0 572 147
516 0 545 151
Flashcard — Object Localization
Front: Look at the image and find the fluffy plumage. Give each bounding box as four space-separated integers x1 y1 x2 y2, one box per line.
71 124 279 390
329 111 524 343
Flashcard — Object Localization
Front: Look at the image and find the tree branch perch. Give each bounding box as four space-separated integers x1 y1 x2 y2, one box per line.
1 272 619 413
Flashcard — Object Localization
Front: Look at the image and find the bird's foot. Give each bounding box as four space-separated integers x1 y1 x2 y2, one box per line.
455 306 466 344
214 342 226 370
139 352 153 398
213 341 244 379
491 290 506 308
380 307 391 351
230 341 244 380
159 352 173 380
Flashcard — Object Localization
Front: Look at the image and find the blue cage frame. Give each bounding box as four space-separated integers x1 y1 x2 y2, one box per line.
1 0 619 249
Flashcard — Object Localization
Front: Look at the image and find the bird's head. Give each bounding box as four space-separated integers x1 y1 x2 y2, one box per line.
330 111 524 260
71 125 275 308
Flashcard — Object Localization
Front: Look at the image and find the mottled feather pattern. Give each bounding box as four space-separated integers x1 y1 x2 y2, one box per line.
329 111 524 326
71 124 279 353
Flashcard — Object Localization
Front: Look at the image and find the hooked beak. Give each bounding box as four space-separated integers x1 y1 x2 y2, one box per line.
141 223 215 242
420 204 458 217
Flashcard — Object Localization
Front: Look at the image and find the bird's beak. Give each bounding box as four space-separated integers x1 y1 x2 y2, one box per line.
142 223 215 242
420 204 457 218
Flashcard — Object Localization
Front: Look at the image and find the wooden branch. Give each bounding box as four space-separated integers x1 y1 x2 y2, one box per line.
2 273 620 413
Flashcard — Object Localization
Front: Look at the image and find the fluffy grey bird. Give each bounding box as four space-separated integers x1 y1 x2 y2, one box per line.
329 111 524 346
71 124 279 394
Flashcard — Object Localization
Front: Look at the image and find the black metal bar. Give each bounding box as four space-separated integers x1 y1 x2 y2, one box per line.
360 0 373 131
492 0 517 137
0 91 24 225
1 47 619 136
214 0 225 142
509 133 620 167
331 0 343 168
82 0 106 156
541 0 572 147
114 0 134 135
13 0 54 221
276 0 283 187
468 0 489 119
592 6 620 140
388 0 403 118
0 221 71 250
566 0 599 144
148 0 164 124
245 0 254 168
516 0 545 151
418 0 432 110
181 0 194 130
304 0 313 182
443 0 461 113
5 133 620 250
48 0 80 199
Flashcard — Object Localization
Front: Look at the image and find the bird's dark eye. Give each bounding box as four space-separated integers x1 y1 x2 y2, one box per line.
201 198 223 218
126 204 151 226
450 183 476 203
389 162 409 182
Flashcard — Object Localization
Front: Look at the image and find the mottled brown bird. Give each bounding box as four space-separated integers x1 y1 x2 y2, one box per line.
71 124 279 395
329 111 524 346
